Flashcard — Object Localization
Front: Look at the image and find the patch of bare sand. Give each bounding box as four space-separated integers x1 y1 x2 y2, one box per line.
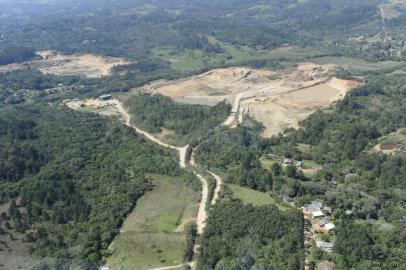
138 63 360 137
142 67 277 105
0 50 131 78
242 78 362 137
65 98 121 117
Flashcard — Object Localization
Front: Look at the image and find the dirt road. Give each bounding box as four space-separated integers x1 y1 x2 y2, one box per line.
208 172 222 205
114 100 188 168
194 172 209 234
95 99 222 270
113 100 218 234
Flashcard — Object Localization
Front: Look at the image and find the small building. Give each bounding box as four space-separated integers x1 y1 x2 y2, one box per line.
312 210 324 218
99 94 112 101
283 158 292 165
325 223 336 232
316 240 334 252
303 201 324 218
345 210 353 216
319 261 334 270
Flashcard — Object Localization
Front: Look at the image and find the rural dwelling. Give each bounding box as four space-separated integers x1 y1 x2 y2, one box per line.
319 261 335 270
283 158 292 165
315 220 336 233
303 201 324 218
316 240 334 252
99 94 113 101
312 210 324 218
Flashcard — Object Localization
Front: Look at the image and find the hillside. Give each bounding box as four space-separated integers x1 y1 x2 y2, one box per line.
0 1 405 270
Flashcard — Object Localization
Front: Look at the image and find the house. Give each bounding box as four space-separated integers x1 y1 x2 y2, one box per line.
303 201 324 218
325 223 336 232
315 220 336 233
319 261 334 270
283 158 292 165
345 210 353 216
99 94 112 101
316 240 334 252
312 210 324 218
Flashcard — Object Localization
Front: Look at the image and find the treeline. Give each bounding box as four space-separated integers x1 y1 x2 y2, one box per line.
0 104 181 268
0 45 35 65
124 93 231 143
197 199 304 270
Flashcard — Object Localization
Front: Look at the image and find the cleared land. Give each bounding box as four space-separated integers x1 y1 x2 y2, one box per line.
142 63 361 137
0 50 131 78
106 174 200 270
371 129 406 155
229 184 288 211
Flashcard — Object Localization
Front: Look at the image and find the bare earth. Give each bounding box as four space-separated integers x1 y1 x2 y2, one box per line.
142 63 361 137
0 50 131 78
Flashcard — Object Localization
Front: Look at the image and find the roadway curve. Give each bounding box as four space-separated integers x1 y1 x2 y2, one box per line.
112 100 224 269
114 100 188 168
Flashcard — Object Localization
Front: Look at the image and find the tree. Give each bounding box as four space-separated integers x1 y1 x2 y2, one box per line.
285 165 297 178
271 163 282 176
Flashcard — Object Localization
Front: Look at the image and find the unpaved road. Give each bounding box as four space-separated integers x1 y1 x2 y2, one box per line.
194 172 209 234
76 99 222 270
208 172 222 205
114 100 188 168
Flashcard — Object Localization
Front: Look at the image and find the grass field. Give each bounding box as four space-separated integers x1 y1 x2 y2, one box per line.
229 184 289 211
260 156 279 171
106 174 200 270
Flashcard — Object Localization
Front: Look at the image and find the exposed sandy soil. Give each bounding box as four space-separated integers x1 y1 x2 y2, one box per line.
243 78 362 136
65 98 121 116
0 50 131 78
379 0 406 20
142 63 361 137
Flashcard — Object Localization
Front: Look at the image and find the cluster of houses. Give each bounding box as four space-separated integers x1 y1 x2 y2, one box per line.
302 201 336 252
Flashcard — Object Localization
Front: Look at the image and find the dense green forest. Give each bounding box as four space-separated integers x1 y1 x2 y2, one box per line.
197 199 304 270
195 127 273 192
0 104 183 268
124 93 230 143
0 46 36 65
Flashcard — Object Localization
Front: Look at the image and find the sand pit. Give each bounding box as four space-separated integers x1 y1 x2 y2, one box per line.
65 98 121 116
142 67 279 105
242 78 362 137
140 63 360 137
0 50 131 78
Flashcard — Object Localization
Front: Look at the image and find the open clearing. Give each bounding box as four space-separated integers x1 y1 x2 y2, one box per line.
371 129 406 155
65 98 121 116
141 63 361 137
229 184 289 211
0 50 131 78
106 174 200 270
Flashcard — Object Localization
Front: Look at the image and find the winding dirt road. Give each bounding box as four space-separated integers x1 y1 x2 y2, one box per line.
96 99 224 270
113 99 222 235
114 100 188 168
